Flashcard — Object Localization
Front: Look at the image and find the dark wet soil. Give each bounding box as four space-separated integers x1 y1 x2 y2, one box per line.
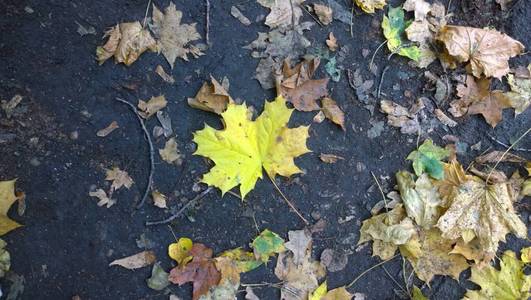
0 0 530 299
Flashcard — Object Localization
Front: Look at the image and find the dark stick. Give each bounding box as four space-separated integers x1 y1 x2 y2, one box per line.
115 97 155 209
146 187 213 226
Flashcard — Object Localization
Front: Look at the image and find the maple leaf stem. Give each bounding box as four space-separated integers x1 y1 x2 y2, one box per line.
267 174 309 225
486 127 531 183
371 171 388 214
346 254 399 289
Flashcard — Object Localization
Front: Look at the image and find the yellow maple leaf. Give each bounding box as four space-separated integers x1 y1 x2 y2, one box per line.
0 180 22 236
355 0 387 13
193 96 310 198
168 237 193 266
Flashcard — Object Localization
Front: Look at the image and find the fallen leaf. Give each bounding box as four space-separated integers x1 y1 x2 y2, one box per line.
0 180 23 236
411 286 428 300
279 58 329 111
151 2 203 68
450 237 492 267
309 281 328 300
159 138 182 165
321 97 345 130
231 6 251 26
320 248 348 272
319 153 344 164
355 0 386 13
168 238 193 266
147 262 170 291
1 95 23 118
210 249 261 299
464 250 530 299
314 4 333 25
382 7 420 61
187 76 233 114
193 96 310 198
138 95 167 119
436 179 527 258
0 239 10 278
379 99 421 135
323 287 356 300
435 161 471 207
326 32 338 51
506 64 531 115
89 188 116 208
257 0 304 28
245 286 260 300
151 190 167 208
434 109 457 127
475 151 526 164
396 171 441 228
109 250 156 269
169 243 221 300
284 229 312 266
467 90 511 128
155 65 175 84
251 229 285 263
96 121 119 137
313 111 325 123
106 167 133 193
521 247 531 263
436 26 524 79
400 229 469 283
407 139 449 180
217 248 262 274
96 22 156 66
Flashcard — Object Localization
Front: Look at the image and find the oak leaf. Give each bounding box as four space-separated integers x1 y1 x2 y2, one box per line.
187 76 233 114
193 96 310 198
257 0 304 28
436 26 524 79
355 0 386 13
0 180 22 236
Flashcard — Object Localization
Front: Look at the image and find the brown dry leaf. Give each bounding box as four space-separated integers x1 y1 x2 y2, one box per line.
187 76 233 114
105 167 133 193
326 32 338 51
467 91 511 128
89 188 116 208
257 0 304 28
319 153 344 164
321 97 345 130
434 109 457 127
138 95 167 119
169 243 221 300
475 151 526 164
155 65 175 84
96 121 119 137
279 58 329 111
151 2 203 68
436 26 524 79
152 190 167 208
231 6 251 26
313 111 325 123
109 250 156 269
159 138 182 165
380 99 422 134
314 4 333 25
96 22 157 66
469 167 508 184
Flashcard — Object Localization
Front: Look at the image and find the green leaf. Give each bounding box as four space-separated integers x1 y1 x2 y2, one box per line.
382 6 420 61
218 248 262 273
412 286 428 300
407 139 449 180
146 262 170 291
251 229 285 263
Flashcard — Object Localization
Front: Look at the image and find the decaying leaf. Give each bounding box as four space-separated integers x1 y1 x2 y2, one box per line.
109 250 156 269
319 153 344 164
321 97 345 130
138 95 167 119
475 151 526 164
193 96 310 198
96 22 157 66
355 0 386 14
97 121 119 137
434 109 457 127
168 237 193 266
106 167 134 193
187 76 233 114
464 250 530 299
147 262 170 291
257 0 304 28
506 64 531 115
320 248 348 272
279 58 329 111
284 229 312 266
231 6 251 26
0 180 23 236
151 190 167 208
251 229 285 263
151 2 203 68
159 138 182 165
155 65 175 83
0 239 10 278
314 4 333 25
89 188 116 208
380 99 422 135
406 139 450 180
396 171 441 228
169 243 221 300
326 32 338 51
436 179 527 258
436 26 524 79
382 7 420 61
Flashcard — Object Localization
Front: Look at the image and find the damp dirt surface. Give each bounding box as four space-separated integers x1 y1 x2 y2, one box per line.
1 0 530 299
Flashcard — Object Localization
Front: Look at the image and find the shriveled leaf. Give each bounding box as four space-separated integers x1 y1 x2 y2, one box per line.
138 95 167 119
434 109 457 127
106 167 133 192
151 2 203 67
436 26 524 79
159 138 182 165
407 139 449 180
396 171 441 228
506 64 531 115
187 76 233 114
314 4 333 25
382 7 420 61
109 250 156 269
193 96 310 198
89 188 116 208
245 286 260 300
169 243 221 300
321 97 345 130
96 121 119 137
151 190 167 208
155 65 175 84
464 250 531 300
252 229 285 263
257 0 304 28
355 0 386 13
380 99 422 135
319 153 344 164
96 22 156 66
168 238 193 265
0 239 10 278
147 262 170 291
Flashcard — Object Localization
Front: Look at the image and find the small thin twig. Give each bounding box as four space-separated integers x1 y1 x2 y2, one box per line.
487 127 531 183
377 65 390 99
267 174 309 225
487 133 531 152
115 97 155 209
142 0 153 28
347 255 399 288
350 5 354 37
371 171 388 213
402 257 410 294
205 0 210 45
369 40 387 71
146 187 213 226
300 4 323 27
382 266 408 294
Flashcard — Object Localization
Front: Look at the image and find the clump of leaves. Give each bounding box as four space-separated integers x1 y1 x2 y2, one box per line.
193 96 310 198
382 7 420 61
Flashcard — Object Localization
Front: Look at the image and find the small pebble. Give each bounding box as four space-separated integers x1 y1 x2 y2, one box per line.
70 131 79 140
30 158 41 166
311 211 321 220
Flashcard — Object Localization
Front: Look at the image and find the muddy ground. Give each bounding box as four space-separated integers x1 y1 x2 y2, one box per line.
0 0 530 299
